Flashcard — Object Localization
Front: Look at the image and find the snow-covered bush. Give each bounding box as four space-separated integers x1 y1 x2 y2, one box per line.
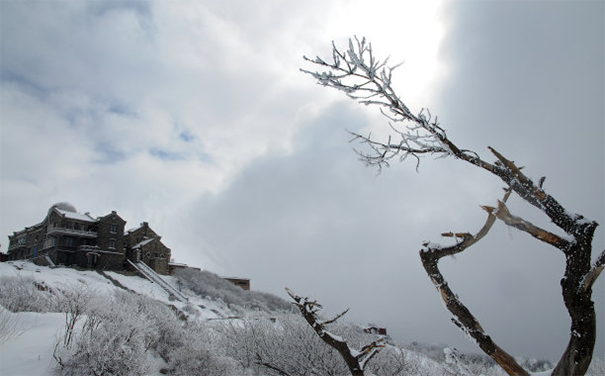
55 290 183 375
112 290 184 360
174 268 291 312
0 305 22 343
165 321 248 376
57 282 93 347
0 275 58 313
217 312 350 375
330 323 417 376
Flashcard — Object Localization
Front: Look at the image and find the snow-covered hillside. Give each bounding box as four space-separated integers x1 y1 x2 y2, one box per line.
1 261 602 376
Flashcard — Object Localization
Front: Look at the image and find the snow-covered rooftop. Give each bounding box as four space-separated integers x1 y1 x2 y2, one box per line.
133 238 155 248
55 209 96 222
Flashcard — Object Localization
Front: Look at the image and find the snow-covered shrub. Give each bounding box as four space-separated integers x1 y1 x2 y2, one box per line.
57 282 93 347
217 312 349 375
174 268 291 312
55 290 183 376
165 321 248 376
55 294 148 375
0 276 58 312
330 323 417 376
0 305 23 343
112 290 184 359
166 342 247 376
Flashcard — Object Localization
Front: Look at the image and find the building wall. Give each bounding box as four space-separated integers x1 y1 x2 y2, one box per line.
138 240 171 274
97 211 126 256
125 222 172 275
5 205 175 275
7 223 45 261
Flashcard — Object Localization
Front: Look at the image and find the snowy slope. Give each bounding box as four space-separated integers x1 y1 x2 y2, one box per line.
1 261 603 376
0 309 64 376
0 261 240 375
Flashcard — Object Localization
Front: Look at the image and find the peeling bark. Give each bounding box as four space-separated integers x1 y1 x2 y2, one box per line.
420 191 529 376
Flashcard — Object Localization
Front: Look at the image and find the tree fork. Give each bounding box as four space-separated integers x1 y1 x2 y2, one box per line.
303 37 603 375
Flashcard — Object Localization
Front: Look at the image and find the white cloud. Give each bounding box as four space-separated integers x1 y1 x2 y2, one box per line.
2 0 602 362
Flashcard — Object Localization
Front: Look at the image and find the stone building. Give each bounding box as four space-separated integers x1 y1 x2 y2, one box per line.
124 222 171 275
5 202 171 275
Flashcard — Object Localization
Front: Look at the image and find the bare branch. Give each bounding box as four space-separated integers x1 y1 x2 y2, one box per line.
322 308 350 326
583 250 605 293
482 200 572 252
286 288 386 376
420 190 529 376
301 37 463 170
303 37 602 376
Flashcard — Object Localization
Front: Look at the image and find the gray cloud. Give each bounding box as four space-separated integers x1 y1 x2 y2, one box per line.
1 0 602 363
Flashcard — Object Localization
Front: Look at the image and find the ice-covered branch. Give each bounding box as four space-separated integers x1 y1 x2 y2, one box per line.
301 37 474 170
285 288 386 376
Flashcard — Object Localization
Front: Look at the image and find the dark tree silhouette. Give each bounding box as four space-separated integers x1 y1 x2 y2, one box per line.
301 37 604 376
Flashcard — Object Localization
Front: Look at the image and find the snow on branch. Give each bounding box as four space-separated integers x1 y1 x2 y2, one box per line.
304 36 604 376
420 189 530 376
301 36 466 171
285 288 385 376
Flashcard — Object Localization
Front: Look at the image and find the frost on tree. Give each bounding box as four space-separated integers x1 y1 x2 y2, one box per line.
286 288 386 376
301 37 605 376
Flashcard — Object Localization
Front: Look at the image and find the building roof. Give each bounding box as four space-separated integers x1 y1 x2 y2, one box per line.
133 238 155 249
55 209 96 222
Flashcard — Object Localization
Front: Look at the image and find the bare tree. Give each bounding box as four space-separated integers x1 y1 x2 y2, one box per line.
286 288 386 376
301 37 605 376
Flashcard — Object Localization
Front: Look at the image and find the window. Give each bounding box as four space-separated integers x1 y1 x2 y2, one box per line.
74 223 80 230
65 237 74 246
108 239 117 249
110 224 118 234
66 222 72 229
160 253 165 258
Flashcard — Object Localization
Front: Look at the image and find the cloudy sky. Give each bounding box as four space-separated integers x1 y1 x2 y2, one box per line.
1 0 603 362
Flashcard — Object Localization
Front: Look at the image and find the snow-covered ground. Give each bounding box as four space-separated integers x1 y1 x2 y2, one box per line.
0 309 64 375
0 261 241 375
1 261 603 376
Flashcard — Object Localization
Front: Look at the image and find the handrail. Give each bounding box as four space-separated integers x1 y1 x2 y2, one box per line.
127 259 188 302
47 227 98 238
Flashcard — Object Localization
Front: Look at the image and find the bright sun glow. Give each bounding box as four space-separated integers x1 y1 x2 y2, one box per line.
324 0 446 112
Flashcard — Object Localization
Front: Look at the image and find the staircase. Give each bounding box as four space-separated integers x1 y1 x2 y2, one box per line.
127 260 188 302
44 255 56 267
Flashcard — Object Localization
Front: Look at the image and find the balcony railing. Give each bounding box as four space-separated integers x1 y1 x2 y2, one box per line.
7 243 27 251
47 227 98 238
78 245 101 252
